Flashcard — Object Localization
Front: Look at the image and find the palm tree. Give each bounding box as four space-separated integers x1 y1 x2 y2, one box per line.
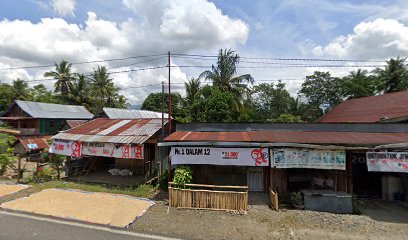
373 57 408 93
342 69 378 99
11 79 30 100
199 49 253 106
67 74 92 107
184 78 201 106
44 60 75 98
91 66 116 110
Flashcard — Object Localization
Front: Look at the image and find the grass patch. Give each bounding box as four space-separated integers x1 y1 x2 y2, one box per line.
29 180 157 198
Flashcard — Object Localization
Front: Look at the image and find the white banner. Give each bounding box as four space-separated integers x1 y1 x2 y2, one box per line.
82 142 144 159
49 140 82 157
271 148 346 170
50 140 144 159
367 152 408 173
171 147 269 166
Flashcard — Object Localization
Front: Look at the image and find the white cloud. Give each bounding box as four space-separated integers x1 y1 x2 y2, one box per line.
312 18 408 59
51 0 76 17
0 0 248 104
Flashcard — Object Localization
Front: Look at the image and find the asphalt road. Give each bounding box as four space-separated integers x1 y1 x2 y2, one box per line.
0 211 180 240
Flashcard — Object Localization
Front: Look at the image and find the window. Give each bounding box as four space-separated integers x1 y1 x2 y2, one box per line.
49 120 55 128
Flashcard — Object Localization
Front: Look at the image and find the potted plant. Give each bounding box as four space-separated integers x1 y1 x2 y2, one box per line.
290 192 304 209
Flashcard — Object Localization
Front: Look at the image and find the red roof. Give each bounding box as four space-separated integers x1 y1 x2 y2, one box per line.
317 91 408 123
164 131 408 146
18 137 49 151
66 120 88 129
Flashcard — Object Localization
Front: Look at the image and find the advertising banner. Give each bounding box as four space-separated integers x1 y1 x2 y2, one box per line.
170 147 269 166
50 140 144 159
271 148 346 170
49 140 82 157
366 152 408 173
82 142 144 159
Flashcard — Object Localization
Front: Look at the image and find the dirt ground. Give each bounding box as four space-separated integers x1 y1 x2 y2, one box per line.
130 192 408 240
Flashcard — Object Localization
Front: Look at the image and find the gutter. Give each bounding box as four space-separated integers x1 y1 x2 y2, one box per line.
158 141 368 150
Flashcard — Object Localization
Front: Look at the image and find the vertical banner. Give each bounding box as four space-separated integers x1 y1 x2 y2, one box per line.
367 152 408 173
271 148 346 170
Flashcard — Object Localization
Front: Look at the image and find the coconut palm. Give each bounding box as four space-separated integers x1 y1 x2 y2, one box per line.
184 78 201 106
373 57 408 93
44 60 75 98
11 79 31 100
199 49 253 106
91 66 116 110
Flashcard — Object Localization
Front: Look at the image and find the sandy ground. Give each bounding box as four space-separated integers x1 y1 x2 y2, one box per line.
1 188 155 227
130 192 408 240
0 183 30 197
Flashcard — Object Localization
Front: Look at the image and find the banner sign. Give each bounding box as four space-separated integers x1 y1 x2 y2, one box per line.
82 142 144 159
367 152 408 173
49 140 144 159
49 140 82 157
271 148 346 170
170 147 269 166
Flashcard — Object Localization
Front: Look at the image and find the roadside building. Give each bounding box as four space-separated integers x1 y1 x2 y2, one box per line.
0 100 93 136
161 123 408 212
50 118 168 186
102 107 169 119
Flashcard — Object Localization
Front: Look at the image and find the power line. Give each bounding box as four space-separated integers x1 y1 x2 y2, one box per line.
0 53 167 71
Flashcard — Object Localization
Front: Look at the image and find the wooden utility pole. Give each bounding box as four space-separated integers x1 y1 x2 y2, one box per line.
17 155 21 183
168 51 172 135
161 81 165 140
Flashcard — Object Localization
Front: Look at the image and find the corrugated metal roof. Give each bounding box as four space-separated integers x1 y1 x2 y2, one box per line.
14 100 94 119
103 107 169 119
17 137 49 151
164 131 408 146
53 118 166 144
317 90 408 123
66 120 88 129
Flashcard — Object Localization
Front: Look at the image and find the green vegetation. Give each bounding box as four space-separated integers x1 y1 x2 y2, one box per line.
28 180 156 198
0 61 128 114
173 166 193 188
142 50 408 123
0 133 16 175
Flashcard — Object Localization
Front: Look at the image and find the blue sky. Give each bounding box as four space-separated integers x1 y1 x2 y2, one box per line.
0 0 407 103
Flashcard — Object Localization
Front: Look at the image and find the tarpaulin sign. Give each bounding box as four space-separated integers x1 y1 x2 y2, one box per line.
82 143 144 159
271 148 346 170
170 147 269 166
367 152 408 173
49 140 82 157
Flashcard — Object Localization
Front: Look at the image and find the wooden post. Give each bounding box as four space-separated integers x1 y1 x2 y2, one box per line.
17 155 21 183
167 51 172 135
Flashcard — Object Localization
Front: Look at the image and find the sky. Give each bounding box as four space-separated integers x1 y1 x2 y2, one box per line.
0 0 408 104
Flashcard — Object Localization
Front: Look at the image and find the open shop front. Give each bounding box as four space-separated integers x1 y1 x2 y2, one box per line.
49 139 155 186
270 147 353 213
170 146 269 191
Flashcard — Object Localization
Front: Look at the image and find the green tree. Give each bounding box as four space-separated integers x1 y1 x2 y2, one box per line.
298 71 342 114
30 84 58 103
142 92 184 118
68 74 92 108
252 81 296 121
0 83 13 112
44 60 75 99
268 114 303 123
199 49 254 108
341 69 379 99
91 66 118 112
373 57 408 93
184 78 201 106
10 79 31 100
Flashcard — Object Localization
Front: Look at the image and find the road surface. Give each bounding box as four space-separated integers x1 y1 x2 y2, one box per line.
0 211 180 240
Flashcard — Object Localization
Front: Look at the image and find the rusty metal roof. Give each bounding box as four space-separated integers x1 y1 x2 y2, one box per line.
317 90 408 123
17 137 49 151
164 131 408 146
103 108 169 119
53 118 166 144
66 120 88 129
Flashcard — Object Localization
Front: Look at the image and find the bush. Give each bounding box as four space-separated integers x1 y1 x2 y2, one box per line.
353 194 363 215
173 166 193 188
289 192 304 207
158 170 169 191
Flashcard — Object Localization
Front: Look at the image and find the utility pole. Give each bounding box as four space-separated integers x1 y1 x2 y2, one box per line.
161 81 165 139
168 51 172 135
